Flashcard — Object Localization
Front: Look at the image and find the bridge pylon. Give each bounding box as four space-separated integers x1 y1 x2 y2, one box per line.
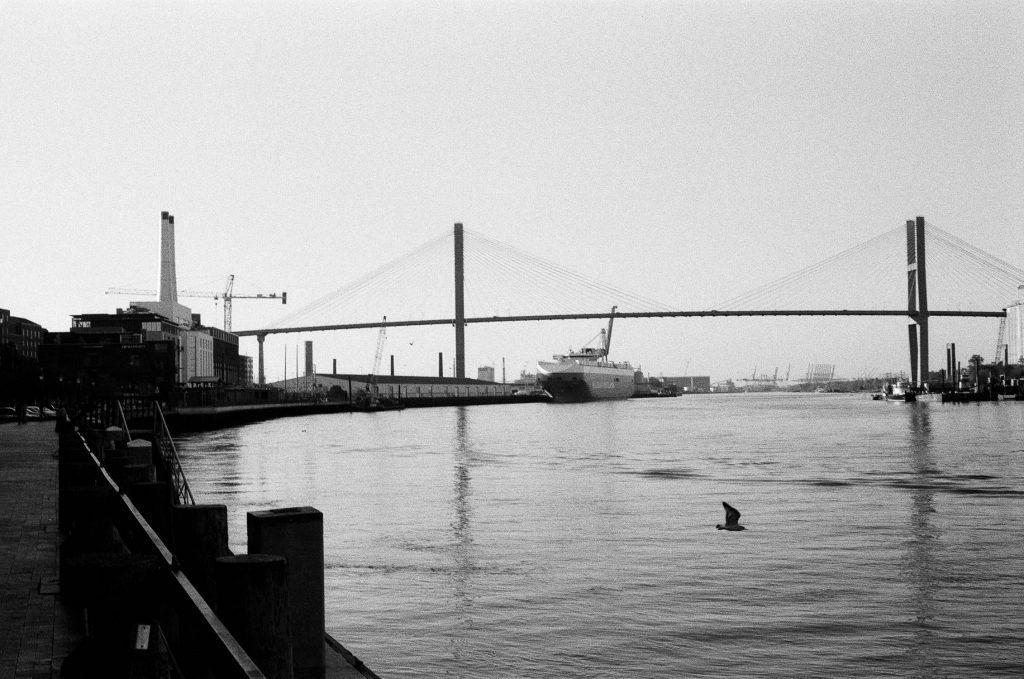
454 222 466 379
257 333 266 385
906 216 929 386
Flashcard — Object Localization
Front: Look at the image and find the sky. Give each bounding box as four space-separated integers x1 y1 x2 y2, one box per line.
2 0 1022 383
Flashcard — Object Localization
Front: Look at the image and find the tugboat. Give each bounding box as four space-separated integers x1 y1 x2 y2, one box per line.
883 379 916 402
537 307 635 402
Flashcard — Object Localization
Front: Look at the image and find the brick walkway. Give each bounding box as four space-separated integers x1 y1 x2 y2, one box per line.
0 421 80 679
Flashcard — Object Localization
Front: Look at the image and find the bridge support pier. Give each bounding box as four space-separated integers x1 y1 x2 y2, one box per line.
906 216 929 387
257 333 266 385
454 222 466 379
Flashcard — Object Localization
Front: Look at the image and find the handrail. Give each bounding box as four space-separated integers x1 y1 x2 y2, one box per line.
152 401 195 505
69 429 265 678
116 400 133 442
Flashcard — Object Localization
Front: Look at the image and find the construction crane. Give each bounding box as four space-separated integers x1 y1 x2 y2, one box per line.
363 316 387 407
994 316 1007 365
105 275 286 331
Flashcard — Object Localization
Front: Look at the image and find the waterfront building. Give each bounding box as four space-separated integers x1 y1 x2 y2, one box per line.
239 354 254 386
40 307 255 404
0 308 11 382
7 316 46 361
182 329 215 383
41 310 180 400
477 365 495 382
209 325 239 384
0 308 9 353
0 310 48 404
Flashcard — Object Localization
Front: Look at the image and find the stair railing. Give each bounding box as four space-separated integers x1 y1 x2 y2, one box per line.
152 401 195 505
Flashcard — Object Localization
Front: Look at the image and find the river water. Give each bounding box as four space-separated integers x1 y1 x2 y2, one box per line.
175 394 1024 677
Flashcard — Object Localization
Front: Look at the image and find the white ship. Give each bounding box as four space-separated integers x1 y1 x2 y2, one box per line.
537 308 635 402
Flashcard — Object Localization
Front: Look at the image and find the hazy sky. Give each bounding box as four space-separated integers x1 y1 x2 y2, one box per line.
3 1 1022 382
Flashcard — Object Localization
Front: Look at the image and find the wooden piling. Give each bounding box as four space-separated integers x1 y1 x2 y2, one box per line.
247 507 325 677
215 554 293 679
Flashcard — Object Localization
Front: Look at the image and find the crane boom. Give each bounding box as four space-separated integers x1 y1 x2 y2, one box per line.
105 274 286 331
371 316 387 382
364 316 387 406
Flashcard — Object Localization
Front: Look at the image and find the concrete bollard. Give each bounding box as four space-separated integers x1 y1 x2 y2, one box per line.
103 425 125 444
247 507 325 676
171 504 229 603
126 438 153 466
215 554 293 679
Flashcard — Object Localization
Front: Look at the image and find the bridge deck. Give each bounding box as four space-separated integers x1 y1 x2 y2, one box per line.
236 308 1006 336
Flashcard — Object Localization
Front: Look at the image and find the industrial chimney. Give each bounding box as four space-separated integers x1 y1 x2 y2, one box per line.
160 212 178 304
132 211 192 327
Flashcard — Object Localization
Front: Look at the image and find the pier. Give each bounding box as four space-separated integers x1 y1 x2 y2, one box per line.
0 416 378 678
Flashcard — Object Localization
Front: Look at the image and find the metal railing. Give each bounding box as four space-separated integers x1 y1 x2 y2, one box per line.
152 401 195 506
65 427 266 678
115 400 133 442
76 397 195 506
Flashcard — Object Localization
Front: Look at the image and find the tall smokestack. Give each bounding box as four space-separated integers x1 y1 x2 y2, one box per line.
305 341 314 376
160 212 178 303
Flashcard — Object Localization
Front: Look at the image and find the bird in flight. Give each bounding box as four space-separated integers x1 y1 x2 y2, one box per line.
716 502 746 531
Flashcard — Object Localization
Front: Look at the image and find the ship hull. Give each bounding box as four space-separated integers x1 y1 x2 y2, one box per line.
537 361 634 402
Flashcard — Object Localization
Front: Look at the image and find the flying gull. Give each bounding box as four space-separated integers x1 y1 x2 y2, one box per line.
716 502 746 531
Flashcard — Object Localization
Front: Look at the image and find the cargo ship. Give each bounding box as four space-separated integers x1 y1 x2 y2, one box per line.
537 308 635 402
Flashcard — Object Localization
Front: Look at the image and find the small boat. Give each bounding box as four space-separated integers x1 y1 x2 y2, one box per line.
883 380 917 402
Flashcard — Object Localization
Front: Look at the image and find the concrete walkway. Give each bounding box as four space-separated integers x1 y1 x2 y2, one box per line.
0 421 80 679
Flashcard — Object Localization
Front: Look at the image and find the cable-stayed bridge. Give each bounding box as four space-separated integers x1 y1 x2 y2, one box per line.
236 217 1022 385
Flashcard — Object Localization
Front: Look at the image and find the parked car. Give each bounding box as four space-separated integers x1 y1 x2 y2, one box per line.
0 406 16 422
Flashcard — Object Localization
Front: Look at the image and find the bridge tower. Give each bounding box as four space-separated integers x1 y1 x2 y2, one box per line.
906 216 929 386
454 222 466 379
257 333 266 385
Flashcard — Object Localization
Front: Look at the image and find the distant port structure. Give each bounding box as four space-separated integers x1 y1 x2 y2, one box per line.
235 217 1019 392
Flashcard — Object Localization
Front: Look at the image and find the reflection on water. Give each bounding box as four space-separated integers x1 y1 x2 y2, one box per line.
174 395 1024 678
904 405 938 677
450 407 474 670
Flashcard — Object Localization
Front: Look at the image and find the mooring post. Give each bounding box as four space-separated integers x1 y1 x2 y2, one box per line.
247 507 325 678
171 504 229 603
215 554 293 679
